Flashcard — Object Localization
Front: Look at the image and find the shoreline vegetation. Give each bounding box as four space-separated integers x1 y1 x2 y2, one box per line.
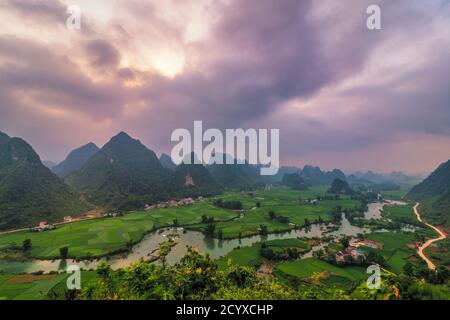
0 186 363 261
0 186 449 300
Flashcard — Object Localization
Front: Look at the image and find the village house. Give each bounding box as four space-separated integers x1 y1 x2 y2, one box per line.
145 198 195 211
349 238 384 250
104 211 125 218
361 239 384 249
335 247 365 264
31 221 55 232
64 216 73 222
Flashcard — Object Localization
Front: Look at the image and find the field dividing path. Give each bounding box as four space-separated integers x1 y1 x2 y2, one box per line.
413 203 447 270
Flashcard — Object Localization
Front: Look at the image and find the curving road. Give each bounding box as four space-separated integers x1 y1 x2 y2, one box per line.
413 203 447 270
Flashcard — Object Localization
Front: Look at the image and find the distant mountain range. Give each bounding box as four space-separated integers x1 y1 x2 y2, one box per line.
52 142 99 177
0 129 428 230
65 132 180 210
159 153 177 170
349 170 421 185
206 153 261 190
407 160 450 227
42 161 57 169
280 173 307 190
328 178 355 195
0 131 88 231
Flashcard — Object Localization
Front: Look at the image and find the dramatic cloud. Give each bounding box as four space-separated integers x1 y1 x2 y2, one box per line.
0 0 448 174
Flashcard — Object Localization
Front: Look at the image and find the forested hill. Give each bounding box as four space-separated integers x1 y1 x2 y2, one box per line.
0 131 88 230
407 159 450 226
52 142 99 177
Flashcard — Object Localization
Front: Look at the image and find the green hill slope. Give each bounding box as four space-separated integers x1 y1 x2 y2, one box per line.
65 132 179 210
0 131 88 230
52 143 99 177
407 160 450 226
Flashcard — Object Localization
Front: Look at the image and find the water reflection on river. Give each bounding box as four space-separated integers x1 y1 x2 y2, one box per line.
0 202 406 274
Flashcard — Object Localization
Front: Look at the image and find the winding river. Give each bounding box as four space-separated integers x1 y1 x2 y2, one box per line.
0 202 405 274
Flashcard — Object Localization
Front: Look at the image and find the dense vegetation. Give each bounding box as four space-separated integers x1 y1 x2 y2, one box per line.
52 143 99 177
407 159 450 227
328 178 355 195
207 154 261 190
0 131 88 231
65 133 222 211
71 249 448 300
281 173 307 190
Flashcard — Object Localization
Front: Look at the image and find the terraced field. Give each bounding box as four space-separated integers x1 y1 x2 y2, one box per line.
0 274 67 300
0 271 98 300
274 258 367 290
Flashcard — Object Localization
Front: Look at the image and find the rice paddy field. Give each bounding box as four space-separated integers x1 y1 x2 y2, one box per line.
273 258 367 290
216 238 312 269
381 204 421 226
0 186 358 259
190 186 361 238
363 232 417 273
0 201 237 259
0 271 98 300
0 273 67 300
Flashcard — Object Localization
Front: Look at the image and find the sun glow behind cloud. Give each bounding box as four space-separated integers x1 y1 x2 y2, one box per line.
0 0 449 173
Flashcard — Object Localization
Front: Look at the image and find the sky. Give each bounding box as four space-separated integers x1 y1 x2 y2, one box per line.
0 0 449 174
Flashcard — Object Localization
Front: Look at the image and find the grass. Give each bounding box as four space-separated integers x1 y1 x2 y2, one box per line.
216 244 263 269
46 271 98 300
363 232 417 274
0 201 236 259
382 204 421 226
216 238 312 270
0 186 361 259
425 238 450 267
274 258 367 290
0 271 99 300
191 187 361 238
0 273 66 300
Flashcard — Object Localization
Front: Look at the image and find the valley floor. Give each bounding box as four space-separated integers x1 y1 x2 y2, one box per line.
0 186 448 300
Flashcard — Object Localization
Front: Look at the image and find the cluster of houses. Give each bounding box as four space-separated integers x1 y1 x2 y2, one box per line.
103 211 125 218
335 239 384 264
31 221 55 232
144 197 195 211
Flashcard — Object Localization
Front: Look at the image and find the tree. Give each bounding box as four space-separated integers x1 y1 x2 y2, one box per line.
217 229 223 240
256 202 261 208
366 250 385 266
60 247 69 259
260 247 275 260
259 224 268 236
173 218 178 227
434 265 450 284
204 223 216 237
22 239 32 252
276 216 290 224
340 236 350 249
403 262 414 276
268 211 276 220
96 261 112 280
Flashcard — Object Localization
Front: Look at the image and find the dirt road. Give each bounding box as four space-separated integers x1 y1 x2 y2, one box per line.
413 203 447 270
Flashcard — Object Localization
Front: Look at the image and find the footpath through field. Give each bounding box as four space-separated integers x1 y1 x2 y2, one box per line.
413 203 447 270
